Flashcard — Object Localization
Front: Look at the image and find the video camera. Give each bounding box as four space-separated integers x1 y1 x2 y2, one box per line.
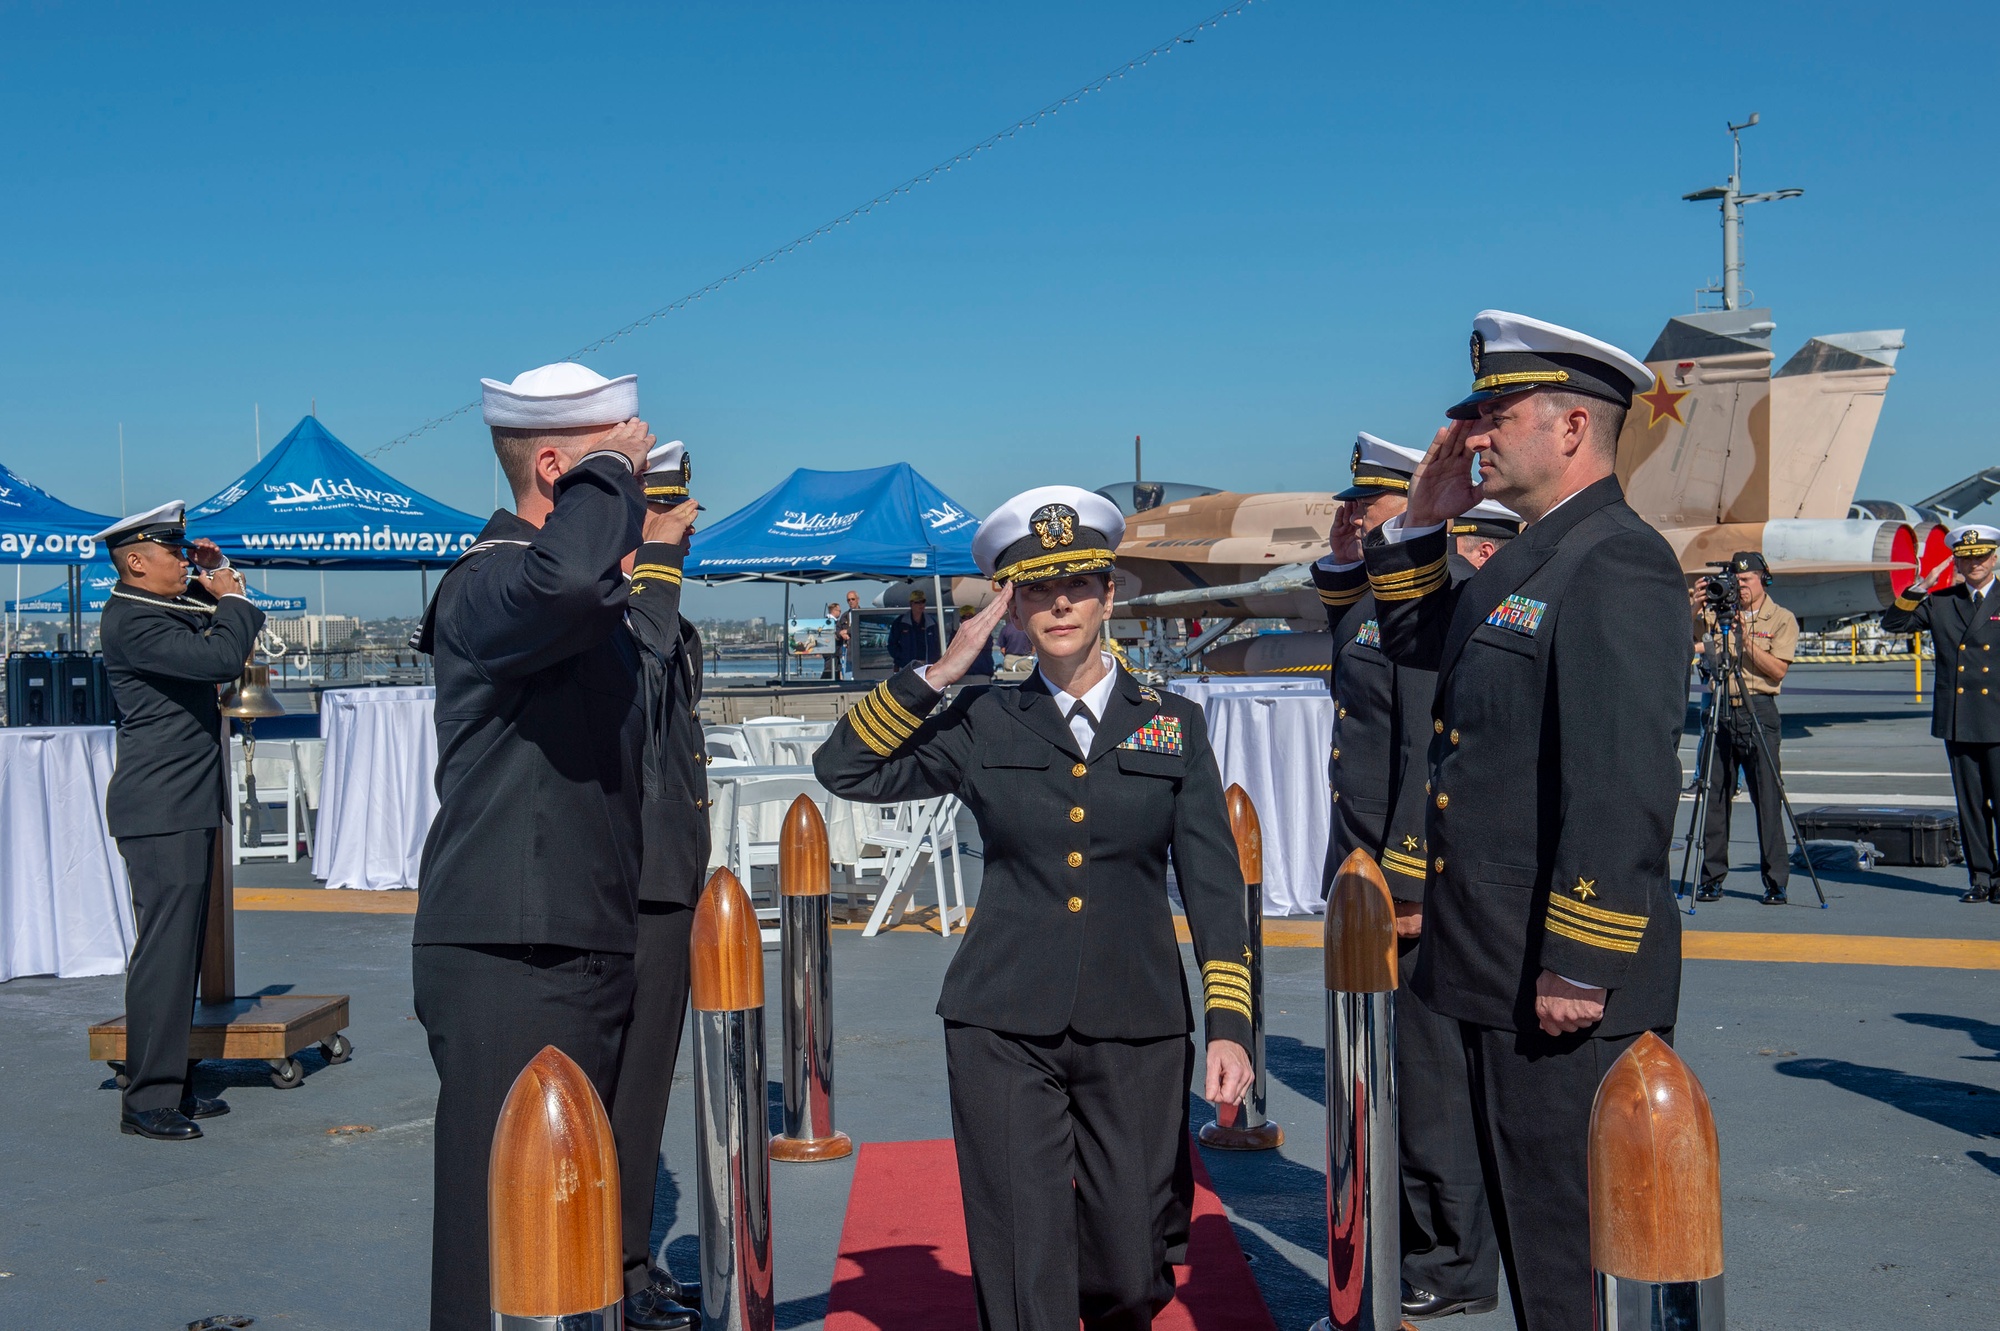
1699 561 1743 625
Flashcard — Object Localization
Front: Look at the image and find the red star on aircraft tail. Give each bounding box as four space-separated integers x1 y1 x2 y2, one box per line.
1634 375 1690 428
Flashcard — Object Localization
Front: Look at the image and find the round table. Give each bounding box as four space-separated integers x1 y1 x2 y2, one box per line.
313 687 440 891
0 726 135 980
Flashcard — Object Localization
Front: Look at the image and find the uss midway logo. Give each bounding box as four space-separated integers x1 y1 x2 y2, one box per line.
265 477 414 511
922 501 973 532
771 508 863 537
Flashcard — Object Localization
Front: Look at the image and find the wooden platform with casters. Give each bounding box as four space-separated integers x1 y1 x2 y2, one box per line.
89 713 353 1092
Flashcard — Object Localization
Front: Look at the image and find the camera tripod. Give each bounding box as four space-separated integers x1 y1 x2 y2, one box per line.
1676 616 1827 912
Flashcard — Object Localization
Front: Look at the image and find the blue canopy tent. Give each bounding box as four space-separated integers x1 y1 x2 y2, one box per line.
186 416 486 570
686 463 982 680
0 460 116 566
7 562 306 614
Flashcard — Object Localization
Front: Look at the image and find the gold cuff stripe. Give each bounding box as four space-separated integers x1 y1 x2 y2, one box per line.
1372 567 1448 602
872 683 924 735
1471 369 1571 392
1319 585 1366 607
1368 557 1447 588
1205 985 1253 1007
1547 894 1648 930
1203 970 1253 991
992 548 1116 583
856 692 916 746
1545 916 1641 954
845 704 898 757
1892 594 1923 611
631 565 683 585
1380 849 1428 878
1202 960 1251 980
1205 996 1254 1020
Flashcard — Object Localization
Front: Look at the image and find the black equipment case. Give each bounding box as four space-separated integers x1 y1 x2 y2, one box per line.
1794 805 1962 868
4 651 115 726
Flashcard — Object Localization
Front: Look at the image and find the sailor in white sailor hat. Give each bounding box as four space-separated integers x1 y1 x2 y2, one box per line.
414 363 699 1331
1885 522 2000 906
90 498 261 1142
815 484 1256 1328
1362 312 1690 1331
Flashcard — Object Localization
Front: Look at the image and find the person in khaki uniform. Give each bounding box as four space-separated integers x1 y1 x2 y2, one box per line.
1692 550 1799 904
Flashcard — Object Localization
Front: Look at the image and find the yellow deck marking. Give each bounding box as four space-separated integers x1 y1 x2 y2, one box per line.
238 891 2000 968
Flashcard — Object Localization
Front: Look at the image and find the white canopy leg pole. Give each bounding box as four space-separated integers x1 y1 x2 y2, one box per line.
933 573 951 661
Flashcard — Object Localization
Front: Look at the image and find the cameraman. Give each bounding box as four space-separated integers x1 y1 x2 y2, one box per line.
1692 551 1799 904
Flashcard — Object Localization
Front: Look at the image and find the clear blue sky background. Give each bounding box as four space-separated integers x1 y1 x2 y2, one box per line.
3 1 1992 618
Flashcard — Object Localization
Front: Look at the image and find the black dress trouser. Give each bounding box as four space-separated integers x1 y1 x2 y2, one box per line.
413 942 635 1331
610 903 697 1296
1700 694 1789 893
944 1022 1194 1331
1947 741 2000 888
1395 937 1498 1301
115 828 216 1113
1460 1022 1665 1331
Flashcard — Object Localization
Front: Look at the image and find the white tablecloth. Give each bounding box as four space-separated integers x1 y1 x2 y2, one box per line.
0 727 135 981
1170 687 1334 916
1169 676 1327 705
737 718 835 765
313 687 439 891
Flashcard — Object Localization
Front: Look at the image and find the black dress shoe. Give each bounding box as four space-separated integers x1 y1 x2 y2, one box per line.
1695 884 1723 902
1760 888 1789 906
650 1268 700 1308
178 1095 231 1120
1402 1282 1500 1320
1963 884 1993 903
624 1282 701 1330
121 1107 202 1140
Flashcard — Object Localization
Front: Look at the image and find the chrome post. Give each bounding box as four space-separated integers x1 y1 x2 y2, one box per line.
694 1007 774 1331
1311 990 1398 1331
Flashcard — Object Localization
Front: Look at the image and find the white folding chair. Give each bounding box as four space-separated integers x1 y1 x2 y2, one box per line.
704 726 753 764
726 774 829 946
857 796 967 940
292 738 326 856
231 740 300 865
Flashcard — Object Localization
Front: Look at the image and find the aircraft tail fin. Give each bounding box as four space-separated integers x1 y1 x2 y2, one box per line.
1767 330 1905 520
1617 309 1775 528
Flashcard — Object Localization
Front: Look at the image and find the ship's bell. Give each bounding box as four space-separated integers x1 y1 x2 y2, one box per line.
219 660 286 719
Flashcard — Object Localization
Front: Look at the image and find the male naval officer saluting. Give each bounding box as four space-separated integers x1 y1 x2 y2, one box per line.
95 501 265 1141
815 486 1254 1331
1362 312 1687 1331
1883 523 2000 904
410 362 677 1331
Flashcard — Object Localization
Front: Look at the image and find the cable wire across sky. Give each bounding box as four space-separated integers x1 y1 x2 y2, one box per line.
365 0 1262 460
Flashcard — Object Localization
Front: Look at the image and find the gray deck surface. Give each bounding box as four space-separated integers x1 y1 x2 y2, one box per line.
1 664 1994 1329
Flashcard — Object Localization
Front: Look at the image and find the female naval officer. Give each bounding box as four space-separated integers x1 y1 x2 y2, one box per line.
814 485 1253 1331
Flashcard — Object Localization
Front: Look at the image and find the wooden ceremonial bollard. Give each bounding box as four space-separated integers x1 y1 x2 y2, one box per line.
1199 785 1283 1150
1312 849 1399 1331
691 867 777 1331
771 796 854 1163
488 1046 623 1329
1589 1032 1726 1329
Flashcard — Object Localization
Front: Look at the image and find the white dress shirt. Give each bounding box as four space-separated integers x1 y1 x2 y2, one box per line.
1039 654 1119 752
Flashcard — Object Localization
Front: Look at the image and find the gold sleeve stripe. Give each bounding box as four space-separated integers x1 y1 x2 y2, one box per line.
860 688 919 741
1205 995 1254 1020
1371 565 1448 602
852 698 910 753
1547 894 1648 931
631 564 683 585
1892 594 1923 611
1380 848 1428 879
1368 558 1446 588
844 704 900 757
1203 971 1253 994
1545 916 1641 955
872 682 924 735
1319 585 1366 607
1202 960 1251 981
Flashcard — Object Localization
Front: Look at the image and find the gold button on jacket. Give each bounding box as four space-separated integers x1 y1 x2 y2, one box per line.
1069 806 1086 822
1067 851 1084 868
1066 896 1084 913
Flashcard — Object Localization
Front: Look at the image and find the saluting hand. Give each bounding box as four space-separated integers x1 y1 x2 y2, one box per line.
1205 1038 1253 1107
186 537 227 571
1327 501 1364 565
595 418 656 474
1404 420 1482 530
642 497 698 547
922 585 1013 690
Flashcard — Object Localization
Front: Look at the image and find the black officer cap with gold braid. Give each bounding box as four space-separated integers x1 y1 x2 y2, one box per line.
972 485 1127 586
1335 432 1425 501
1948 524 2000 558
1448 310 1655 421
1449 498 1524 541
642 439 692 505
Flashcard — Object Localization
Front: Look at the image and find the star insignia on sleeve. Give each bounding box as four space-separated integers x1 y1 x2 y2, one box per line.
1402 835 1419 851
1634 377 1689 428
1573 877 1597 901
1242 945 1254 965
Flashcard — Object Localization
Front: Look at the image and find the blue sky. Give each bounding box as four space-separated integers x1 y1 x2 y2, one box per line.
3 1 1993 618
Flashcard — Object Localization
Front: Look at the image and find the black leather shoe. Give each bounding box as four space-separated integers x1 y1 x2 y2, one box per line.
1760 888 1789 906
1402 1282 1500 1320
624 1282 701 1330
1695 883 1723 902
121 1107 202 1140
178 1095 231 1120
1963 884 1993 903
651 1268 700 1309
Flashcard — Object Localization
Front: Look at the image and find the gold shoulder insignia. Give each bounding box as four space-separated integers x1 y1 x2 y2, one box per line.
1139 685 1161 704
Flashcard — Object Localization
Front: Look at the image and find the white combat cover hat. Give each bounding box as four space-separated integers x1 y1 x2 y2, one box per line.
973 485 1126 584
481 362 639 429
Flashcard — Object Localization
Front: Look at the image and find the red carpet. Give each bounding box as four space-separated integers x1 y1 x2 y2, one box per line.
825 1138 1277 1330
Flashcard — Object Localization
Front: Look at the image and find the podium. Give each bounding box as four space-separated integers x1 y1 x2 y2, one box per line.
90 697 353 1091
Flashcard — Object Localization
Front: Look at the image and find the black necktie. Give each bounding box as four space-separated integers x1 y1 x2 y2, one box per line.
1068 700 1096 729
